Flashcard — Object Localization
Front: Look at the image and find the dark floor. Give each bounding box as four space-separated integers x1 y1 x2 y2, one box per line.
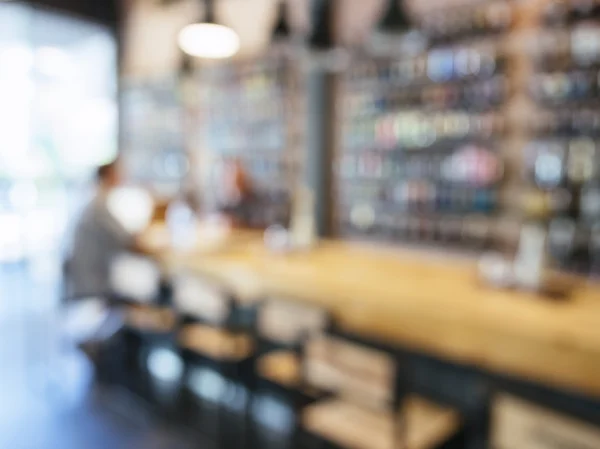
0 262 201 449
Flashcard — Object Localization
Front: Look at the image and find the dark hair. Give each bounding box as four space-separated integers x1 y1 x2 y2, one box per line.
96 161 118 182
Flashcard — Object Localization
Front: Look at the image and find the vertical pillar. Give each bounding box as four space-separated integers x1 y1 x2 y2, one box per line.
303 0 338 237
305 71 336 237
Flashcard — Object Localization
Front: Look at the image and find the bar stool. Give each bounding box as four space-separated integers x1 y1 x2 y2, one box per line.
60 258 118 390
109 253 180 413
172 272 257 449
252 298 332 449
299 334 462 449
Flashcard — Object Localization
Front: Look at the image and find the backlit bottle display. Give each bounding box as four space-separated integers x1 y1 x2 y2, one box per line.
527 5 600 275
335 3 510 250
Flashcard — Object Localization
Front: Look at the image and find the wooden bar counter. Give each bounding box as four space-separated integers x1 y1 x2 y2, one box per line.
143 227 600 399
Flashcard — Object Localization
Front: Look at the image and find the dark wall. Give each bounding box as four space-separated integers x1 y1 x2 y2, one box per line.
26 0 120 30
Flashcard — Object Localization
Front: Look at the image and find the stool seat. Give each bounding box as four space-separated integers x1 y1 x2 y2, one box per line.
257 350 301 387
302 396 460 449
179 324 254 361
124 305 176 333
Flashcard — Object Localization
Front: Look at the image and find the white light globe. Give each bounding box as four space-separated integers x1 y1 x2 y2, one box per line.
178 23 240 59
107 186 155 234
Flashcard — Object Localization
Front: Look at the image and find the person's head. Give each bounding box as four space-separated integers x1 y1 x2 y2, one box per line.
222 159 252 202
96 159 123 190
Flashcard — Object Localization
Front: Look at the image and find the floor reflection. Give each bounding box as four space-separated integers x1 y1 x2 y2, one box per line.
0 264 199 449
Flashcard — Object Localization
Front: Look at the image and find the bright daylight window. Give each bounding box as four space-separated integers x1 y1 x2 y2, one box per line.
0 3 117 261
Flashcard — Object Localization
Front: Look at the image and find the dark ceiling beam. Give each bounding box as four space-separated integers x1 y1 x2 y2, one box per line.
25 0 120 30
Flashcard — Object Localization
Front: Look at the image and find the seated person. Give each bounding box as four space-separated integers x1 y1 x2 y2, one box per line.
218 159 290 229
67 159 144 299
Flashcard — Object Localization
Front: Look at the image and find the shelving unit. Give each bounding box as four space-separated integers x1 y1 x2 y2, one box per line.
334 0 513 251
121 76 188 193
523 0 600 275
197 56 306 227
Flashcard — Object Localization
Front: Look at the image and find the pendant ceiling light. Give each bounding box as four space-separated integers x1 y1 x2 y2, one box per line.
309 0 335 51
377 0 410 34
178 0 240 59
272 0 291 41
370 0 425 56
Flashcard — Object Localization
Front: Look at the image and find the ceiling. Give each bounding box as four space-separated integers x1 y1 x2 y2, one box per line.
13 0 496 78
121 0 489 78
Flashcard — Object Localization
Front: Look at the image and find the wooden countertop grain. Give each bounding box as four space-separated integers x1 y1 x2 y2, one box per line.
142 227 600 398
